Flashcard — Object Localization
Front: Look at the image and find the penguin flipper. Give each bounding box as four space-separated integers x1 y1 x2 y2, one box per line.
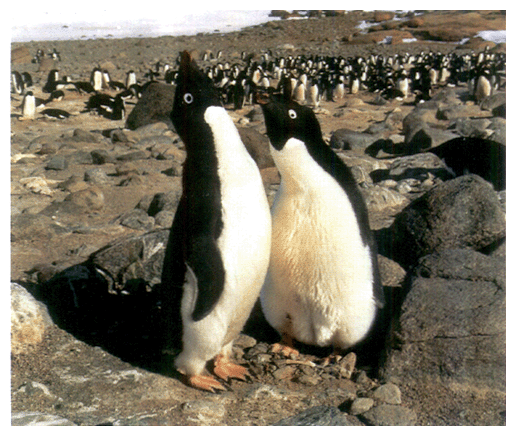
186 235 225 322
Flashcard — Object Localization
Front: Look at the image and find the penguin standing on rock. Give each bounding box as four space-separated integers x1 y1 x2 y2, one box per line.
160 51 271 392
258 94 384 359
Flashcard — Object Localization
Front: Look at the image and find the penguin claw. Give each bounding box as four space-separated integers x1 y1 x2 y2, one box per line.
213 355 251 382
270 342 300 358
184 374 225 393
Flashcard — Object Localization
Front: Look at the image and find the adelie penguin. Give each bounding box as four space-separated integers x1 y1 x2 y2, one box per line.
258 94 384 360
160 51 271 392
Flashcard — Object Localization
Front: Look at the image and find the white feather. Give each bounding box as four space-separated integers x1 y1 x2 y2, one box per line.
261 138 377 349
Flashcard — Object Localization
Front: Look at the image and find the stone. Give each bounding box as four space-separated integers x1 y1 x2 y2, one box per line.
71 129 101 143
11 283 52 354
84 168 110 184
377 255 406 288
45 155 68 171
337 352 357 379
181 400 226 425
371 383 402 405
329 129 380 151
11 214 69 241
146 190 182 217
274 405 352 426
91 149 115 164
64 187 105 212
388 175 506 267
119 209 155 231
237 127 275 169
349 397 375 415
361 404 417 426
382 249 505 391
479 92 506 111
11 412 77 426
125 83 175 130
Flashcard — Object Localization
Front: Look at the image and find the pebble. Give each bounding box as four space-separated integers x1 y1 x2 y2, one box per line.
371 382 402 405
274 405 352 426
349 397 375 415
119 209 155 231
45 155 68 171
181 399 226 425
338 352 357 379
361 404 417 426
84 168 110 184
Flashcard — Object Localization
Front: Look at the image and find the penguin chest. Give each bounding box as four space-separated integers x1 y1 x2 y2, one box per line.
262 168 376 348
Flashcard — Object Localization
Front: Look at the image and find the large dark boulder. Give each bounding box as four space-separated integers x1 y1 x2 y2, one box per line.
382 248 506 392
386 175 505 267
126 82 175 130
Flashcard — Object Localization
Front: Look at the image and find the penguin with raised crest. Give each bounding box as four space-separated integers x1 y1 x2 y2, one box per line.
258 94 384 359
160 51 271 392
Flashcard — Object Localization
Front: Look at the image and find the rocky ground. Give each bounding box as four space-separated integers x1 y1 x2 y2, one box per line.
10 11 506 426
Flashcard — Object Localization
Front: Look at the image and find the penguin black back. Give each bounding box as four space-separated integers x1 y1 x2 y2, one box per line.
162 51 225 324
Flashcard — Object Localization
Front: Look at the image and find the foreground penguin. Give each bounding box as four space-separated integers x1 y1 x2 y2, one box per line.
160 51 271 392
259 94 384 357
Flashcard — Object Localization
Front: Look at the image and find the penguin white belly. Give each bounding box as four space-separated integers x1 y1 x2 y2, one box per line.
176 106 271 375
261 140 376 349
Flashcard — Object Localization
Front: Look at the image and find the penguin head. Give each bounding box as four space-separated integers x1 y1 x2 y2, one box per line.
259 95 324 152
171 51 222 138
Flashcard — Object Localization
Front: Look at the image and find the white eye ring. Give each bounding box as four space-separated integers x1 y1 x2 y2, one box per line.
288 109 297 119
183 93 193 104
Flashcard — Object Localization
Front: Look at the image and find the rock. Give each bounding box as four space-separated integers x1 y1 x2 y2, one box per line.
274 405 352 426
125 82 175 130
45 155 68 171
11 283 52 354
89 229 169 291
84 168 110 184
362 185 410 214
91 149 115 164
349 397 375 415
371 383 402 405
361 404 417 426
146 190 182 217
119 209 155 231
337 352 357 379
11 412 77 426
450 118 492 137
330 129 380 151
237 127 275 169
377 255 406 288
479 92 506 111
374 11 395 22
116 150 150 161
387 175 506 267
437 104 486 121
11 214 69 241
134 135 175 151
388 152 453 183
71 129 101 143
64 187 105 212
181 400 226 425
383 249 505 391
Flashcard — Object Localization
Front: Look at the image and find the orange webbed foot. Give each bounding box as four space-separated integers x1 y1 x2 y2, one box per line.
270 342 300 358
184 374 225 393
213 355 250 382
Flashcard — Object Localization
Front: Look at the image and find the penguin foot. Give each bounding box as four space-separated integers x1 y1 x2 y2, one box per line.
184 374 225 393
270 342 300 358
213 355 250 382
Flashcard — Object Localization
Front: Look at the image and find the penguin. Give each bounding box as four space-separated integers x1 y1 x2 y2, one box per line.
41 108 71 119
21 91 36 119
90 68 103 91
258 94 384 358
160 51 271 392
11 71 24 94
42 69 60 93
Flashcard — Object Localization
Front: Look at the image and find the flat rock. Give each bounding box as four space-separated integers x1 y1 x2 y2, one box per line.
361 404 417 426
274 405 352 426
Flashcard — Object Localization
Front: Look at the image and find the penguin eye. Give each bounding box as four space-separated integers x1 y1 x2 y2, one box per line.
288 109 297 119
183 93 194 104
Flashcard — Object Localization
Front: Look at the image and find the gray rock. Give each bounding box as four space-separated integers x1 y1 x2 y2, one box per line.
237 127 275 169
330 129 380 151
11 283 53 354
11 213 69 241
45 155 68 170
389 175 506 266
153 210 174 228
89 229 169 290
69 150 94 165
91 149 115 164
84 168 110 184
119 209 155 231
450 117 492 137
382 249 505 391
361 404 417 426
71 128 101 143
147 190 181 217
181 400 226 425
371 383 402 405
349 397 375 415
134 135 175 150
125 83 175 130
274 405 352 426
437 104 486 121
479 92 506 111
11 411 77 426
116 150 150 161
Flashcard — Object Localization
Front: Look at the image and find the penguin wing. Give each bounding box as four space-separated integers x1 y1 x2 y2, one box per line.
161 194 225 323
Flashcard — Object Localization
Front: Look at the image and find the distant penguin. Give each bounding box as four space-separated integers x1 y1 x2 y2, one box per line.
126 70 137 89
91 68 103 91
21 91 36 119
160 51 271 392
259 95 383 357
41 108 71 119
43 69 60 93
11 71 24 94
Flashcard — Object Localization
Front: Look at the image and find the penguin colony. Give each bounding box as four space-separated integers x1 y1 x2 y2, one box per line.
12 47 505 122
11 47 506 392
